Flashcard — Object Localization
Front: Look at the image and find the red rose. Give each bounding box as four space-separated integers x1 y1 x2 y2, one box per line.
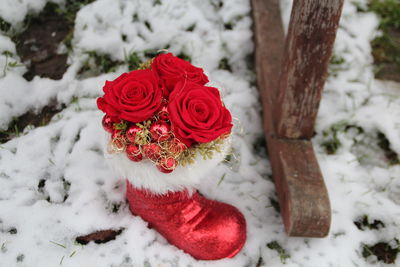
168 81 232 147
97 69 163 123
151 53 209 94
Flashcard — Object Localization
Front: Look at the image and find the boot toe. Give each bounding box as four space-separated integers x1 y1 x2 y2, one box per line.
187 204 246 260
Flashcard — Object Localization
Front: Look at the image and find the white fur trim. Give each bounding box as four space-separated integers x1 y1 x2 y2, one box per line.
103 134 230 194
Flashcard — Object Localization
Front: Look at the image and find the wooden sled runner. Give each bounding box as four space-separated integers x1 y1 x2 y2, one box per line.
251 0 344 237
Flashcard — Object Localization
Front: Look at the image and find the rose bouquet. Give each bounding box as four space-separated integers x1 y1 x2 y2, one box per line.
97 53 232 174
97 53 246 260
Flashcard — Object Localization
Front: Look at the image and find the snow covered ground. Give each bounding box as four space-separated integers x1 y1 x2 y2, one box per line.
0 0 399 266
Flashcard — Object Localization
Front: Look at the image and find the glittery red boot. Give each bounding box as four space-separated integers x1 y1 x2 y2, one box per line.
126 181 246 260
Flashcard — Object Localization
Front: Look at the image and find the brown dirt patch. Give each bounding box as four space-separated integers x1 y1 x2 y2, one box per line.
75 229 124 245
13 3 71 81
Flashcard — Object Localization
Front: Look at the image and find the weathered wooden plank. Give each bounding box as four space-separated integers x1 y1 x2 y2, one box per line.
251 0 284 134
275 0 345 139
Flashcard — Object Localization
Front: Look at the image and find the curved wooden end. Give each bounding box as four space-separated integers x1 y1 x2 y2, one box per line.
274 139 331 237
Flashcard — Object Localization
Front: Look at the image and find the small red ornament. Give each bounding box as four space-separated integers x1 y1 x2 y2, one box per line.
111 129 121 139
126 144 143 162
102 115 117 133
157 157 177 173
150 121 171 142
158 106 169 121
111 130 126 150
142 143 162 161
126 125 142 143
170 139 187 155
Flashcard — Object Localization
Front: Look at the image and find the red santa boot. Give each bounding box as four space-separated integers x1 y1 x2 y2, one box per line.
126 183 246 260
106 139 247 260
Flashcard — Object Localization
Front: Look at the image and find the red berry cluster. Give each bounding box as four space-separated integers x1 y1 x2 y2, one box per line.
102 107 187 173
